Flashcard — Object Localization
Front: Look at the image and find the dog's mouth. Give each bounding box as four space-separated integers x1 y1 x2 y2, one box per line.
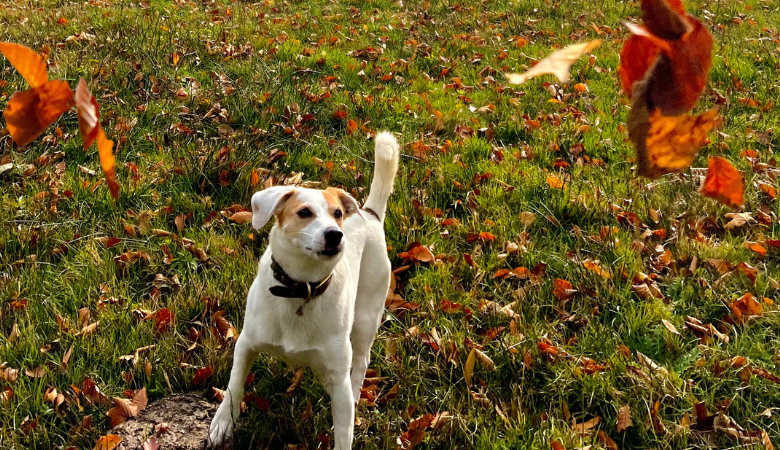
318 247 342 257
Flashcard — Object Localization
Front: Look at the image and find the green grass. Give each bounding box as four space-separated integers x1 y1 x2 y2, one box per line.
1 0 779 448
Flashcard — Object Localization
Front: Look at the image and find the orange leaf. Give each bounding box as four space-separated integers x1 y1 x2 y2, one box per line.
546 175 565 189
3 81 75 146
582 260 612 278
0 42 48 88
632 109 721 179
97 129 120 200
408 245 434 263
701 156 744 208
441 218 461 228
93 435 121 450
346 119 357 135
75 79 119 199
505 40 601 84
479 231 496 242
553 279 574 300
551 440 566 450
757 181 776 199
744 242 767 256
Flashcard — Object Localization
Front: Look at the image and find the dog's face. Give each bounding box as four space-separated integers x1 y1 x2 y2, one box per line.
251 186 361 260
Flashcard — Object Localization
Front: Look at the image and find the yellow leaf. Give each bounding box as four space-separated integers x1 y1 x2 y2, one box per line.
464 347 476 386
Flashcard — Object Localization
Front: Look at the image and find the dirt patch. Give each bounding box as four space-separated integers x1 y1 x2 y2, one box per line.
112 393 222 450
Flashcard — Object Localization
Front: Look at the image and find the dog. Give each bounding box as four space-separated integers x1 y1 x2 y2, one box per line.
208 132 400 449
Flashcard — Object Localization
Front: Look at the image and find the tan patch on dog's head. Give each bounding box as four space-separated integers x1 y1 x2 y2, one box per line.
323 188 346 227
275 190 308 229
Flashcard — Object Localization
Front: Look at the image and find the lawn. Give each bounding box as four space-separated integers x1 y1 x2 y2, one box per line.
0 0 779 449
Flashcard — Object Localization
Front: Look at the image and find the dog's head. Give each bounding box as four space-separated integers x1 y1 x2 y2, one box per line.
251 186 362 260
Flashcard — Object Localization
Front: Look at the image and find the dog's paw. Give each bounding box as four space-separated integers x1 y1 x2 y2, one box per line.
207 417 233 448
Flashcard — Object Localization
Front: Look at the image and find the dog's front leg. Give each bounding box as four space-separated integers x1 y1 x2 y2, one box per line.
208 335 257 447
325 369 355 450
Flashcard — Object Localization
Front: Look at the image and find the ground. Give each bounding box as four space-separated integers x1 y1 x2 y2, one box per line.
0 0 779 449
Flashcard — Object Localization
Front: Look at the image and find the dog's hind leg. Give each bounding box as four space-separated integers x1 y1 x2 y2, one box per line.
208 334 257 446
349 233 392 402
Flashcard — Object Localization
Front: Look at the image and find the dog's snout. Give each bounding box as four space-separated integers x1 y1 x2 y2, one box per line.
324 229 343 247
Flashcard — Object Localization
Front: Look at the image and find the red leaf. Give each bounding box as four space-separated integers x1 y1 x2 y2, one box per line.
193 366 213 387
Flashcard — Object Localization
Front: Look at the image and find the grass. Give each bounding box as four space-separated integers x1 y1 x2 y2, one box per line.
0 0 779 448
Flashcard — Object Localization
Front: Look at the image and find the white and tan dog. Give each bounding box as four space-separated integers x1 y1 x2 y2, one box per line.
208 132 400 449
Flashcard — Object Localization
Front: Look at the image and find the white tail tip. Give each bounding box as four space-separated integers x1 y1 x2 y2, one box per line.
374 131 398 161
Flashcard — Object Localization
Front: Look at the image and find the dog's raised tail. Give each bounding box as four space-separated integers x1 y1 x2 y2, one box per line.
363 131 399 222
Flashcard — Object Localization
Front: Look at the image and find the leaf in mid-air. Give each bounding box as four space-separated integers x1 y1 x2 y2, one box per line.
505 40 601 85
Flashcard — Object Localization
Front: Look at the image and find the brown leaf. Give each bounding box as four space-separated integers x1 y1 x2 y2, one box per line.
572 416 600 433
229 211 253 224
1 367 19 382
193 366 213 387
597 430 618 450
661 319 680 335
650 400 667 434
25 366 45 378
286 367 304 395
617 404 632 432
506 40 601 84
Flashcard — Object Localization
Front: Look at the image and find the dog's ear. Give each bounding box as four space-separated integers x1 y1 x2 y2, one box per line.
251 186 296 229
327 187 364 220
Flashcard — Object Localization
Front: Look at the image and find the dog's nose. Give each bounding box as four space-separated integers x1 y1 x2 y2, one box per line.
324 229 343 247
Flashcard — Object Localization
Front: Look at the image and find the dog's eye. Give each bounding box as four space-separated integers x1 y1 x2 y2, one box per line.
297 208 312 218
334 209 342 219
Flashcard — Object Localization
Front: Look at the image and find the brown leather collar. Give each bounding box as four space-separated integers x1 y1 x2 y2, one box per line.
269 256 333 316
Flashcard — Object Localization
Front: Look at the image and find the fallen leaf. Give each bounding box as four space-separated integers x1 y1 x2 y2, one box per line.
661 319 680 335
107 388 147 426
617 404 632 432
229 211 253 224
553 279 575 300
193 367 213 387
506 40 601 84
545 175 565 189
464 347 476 385
93 434 121 450
597 430 618 450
